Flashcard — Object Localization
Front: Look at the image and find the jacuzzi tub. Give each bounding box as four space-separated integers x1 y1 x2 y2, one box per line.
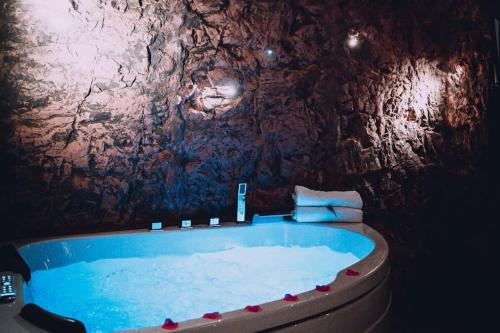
0 218 390 333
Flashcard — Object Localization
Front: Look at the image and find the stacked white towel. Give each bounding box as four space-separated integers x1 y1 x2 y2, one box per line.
294 186 363 208
292 185 363 223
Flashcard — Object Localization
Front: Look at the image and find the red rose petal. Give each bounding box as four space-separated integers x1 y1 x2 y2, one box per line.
315 285 330 292
162 319 179 330
245 305 262 313
203 312 221 320
283 294 299 302
346 269 360 276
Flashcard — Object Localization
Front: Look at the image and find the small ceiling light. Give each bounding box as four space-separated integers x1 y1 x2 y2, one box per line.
347 32 360 49
263 47 276 61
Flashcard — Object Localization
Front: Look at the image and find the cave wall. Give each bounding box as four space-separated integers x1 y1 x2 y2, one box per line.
0 0 491 231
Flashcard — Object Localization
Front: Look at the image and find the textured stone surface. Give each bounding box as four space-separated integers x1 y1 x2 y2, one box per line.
0 0 491 230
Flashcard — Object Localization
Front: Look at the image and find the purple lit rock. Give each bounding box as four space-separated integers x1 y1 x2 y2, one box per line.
0 0 490 229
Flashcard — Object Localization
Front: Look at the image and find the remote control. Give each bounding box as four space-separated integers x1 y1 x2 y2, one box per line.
1 274 16 303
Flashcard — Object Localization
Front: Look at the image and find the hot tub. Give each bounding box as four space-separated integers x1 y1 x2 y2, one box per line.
0 217 390 333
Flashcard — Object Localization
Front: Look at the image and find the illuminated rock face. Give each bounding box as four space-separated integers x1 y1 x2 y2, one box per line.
0 0 490 229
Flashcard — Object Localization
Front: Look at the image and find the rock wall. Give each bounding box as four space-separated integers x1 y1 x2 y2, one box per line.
0 0 491 232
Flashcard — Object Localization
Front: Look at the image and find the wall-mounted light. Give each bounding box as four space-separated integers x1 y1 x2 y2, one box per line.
264 48 276 61
346 32 360 49
199 79 241 111
216 82 240 99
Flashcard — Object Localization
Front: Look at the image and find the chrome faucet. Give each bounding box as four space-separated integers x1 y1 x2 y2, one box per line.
237 183 247 222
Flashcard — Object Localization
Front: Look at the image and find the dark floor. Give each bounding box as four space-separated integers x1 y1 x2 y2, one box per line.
368 187 497 332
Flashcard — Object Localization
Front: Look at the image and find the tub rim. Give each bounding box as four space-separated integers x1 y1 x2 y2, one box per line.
2 220 389 333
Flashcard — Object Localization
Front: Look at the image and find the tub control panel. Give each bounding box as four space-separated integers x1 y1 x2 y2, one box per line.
0 274 16 303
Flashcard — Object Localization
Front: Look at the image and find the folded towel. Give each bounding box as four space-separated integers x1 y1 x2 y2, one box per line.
294 185 363 209
292 206 363 223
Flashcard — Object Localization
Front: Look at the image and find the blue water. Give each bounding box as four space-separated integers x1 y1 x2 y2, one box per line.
20 222 374 333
